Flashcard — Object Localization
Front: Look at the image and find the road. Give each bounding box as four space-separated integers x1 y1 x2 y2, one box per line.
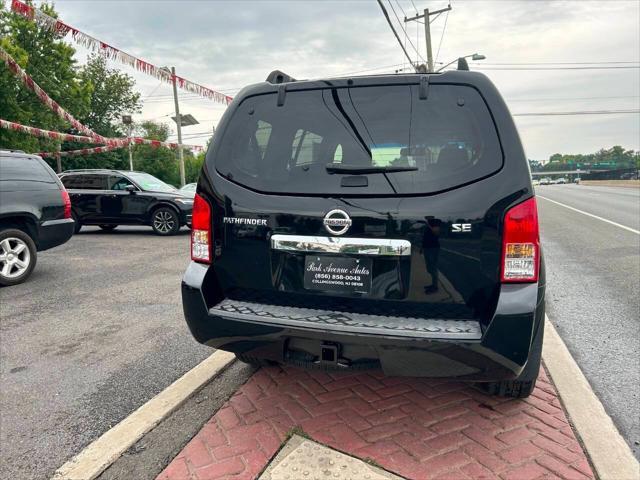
536 184 640 460
0 227 212 480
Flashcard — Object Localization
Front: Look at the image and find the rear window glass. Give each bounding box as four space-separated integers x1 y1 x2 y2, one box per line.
0 156 55 183
213 84 502 195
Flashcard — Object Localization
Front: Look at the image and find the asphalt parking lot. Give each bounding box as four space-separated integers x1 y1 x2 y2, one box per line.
0 226 212 480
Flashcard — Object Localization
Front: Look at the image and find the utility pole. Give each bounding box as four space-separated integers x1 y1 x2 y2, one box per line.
404 4 452 72
128 125 133 171
122 115 133 170
55 143 61 173
170 66 186 187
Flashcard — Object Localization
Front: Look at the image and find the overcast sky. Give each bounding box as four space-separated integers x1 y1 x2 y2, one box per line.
48 0 640 159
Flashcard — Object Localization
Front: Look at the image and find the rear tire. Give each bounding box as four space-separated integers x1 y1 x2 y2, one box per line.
0 229 37 287
99 225 118 232
478 315 544 398
72 211 82 234
151 207 180 236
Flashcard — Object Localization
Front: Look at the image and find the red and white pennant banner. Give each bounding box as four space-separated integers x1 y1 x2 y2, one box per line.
1 46 106 141
38 145 121 158
0 118 104 144
11 0 233 105
1 48 202 150
0 119 203 151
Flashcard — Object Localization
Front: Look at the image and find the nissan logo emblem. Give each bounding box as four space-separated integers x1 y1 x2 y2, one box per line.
323 209 352 236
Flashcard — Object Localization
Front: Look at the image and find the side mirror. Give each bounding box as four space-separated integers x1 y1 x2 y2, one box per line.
125 185 136 194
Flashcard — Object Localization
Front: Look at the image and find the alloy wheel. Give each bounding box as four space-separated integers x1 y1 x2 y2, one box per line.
0 237 31 279
153 210 176 234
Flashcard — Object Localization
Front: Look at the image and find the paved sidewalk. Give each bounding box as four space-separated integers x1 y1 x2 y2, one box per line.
157 365 594 480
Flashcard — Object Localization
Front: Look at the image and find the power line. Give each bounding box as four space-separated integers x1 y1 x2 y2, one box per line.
508 95 640 102
393 0 407 18
513 109 640 116
387 0 424 63
472 66 640 71
479 61 639 65
376 0 417 69
434 10 449 65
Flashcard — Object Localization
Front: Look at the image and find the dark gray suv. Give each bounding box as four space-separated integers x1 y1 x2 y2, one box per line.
59 169 193 235
0 149 74 286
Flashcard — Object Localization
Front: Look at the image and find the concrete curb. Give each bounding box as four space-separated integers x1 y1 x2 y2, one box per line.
542 316 640 480
52 350 235 480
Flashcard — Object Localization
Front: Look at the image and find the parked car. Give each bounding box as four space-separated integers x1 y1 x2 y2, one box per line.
554 177 567 185
539 177 551 185
182 69 545 398
59 169 193 235
0 149 74 286
532 179 540 186
179 182 197 197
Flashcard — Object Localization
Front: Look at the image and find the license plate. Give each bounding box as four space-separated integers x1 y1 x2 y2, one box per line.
304 256 372 294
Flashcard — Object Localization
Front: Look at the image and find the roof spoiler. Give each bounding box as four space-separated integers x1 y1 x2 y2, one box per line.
266 70 296 84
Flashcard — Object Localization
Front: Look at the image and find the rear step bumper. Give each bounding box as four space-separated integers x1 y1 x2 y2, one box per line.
212 299 482 340
182 262 545 380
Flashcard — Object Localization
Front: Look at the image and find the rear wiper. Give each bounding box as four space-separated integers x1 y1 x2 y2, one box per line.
325 164 418 174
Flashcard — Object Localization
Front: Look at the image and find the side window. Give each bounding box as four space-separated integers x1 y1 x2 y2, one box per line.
108 176 135 191
291 129 323 166
61 175 82 189
61 174 106 190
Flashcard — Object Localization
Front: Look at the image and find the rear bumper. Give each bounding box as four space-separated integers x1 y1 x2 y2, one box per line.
38 218 74 251
182 262 545 380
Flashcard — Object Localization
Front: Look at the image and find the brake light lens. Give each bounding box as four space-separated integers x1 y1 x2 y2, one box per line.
191 193 211 263
61 188 72 219
501 197 539 283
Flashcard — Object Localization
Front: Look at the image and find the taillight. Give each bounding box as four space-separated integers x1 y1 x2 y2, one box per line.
191 193 211 264
501 197 539 283
61 188 72 219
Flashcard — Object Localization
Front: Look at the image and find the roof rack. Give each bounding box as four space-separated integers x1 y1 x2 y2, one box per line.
266 70 296 84
0 148 26 154
61 168 124 174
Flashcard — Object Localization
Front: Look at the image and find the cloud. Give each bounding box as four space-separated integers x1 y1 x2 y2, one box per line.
52 0 639 158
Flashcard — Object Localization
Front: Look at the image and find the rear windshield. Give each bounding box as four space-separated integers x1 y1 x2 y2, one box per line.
214 84 502 195
0 156 55 183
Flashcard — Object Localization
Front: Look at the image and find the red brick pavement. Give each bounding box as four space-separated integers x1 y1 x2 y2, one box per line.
157 365 594 480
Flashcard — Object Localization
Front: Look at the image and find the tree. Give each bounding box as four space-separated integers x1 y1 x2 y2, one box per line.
0 1 90 158
76 54 141 137
60 54 142 171
185 151 205 183
0 2 143 172
132 121 179 185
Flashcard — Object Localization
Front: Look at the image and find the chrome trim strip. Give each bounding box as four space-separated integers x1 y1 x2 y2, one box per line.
271 234 411 256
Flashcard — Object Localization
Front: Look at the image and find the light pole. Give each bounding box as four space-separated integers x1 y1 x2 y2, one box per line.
162 66 199 187
436 53 486 72
122 115 133 171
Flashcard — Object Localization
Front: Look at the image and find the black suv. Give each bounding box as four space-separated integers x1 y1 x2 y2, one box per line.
0 149 74 286
182 70 545 398
59 169 193 235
